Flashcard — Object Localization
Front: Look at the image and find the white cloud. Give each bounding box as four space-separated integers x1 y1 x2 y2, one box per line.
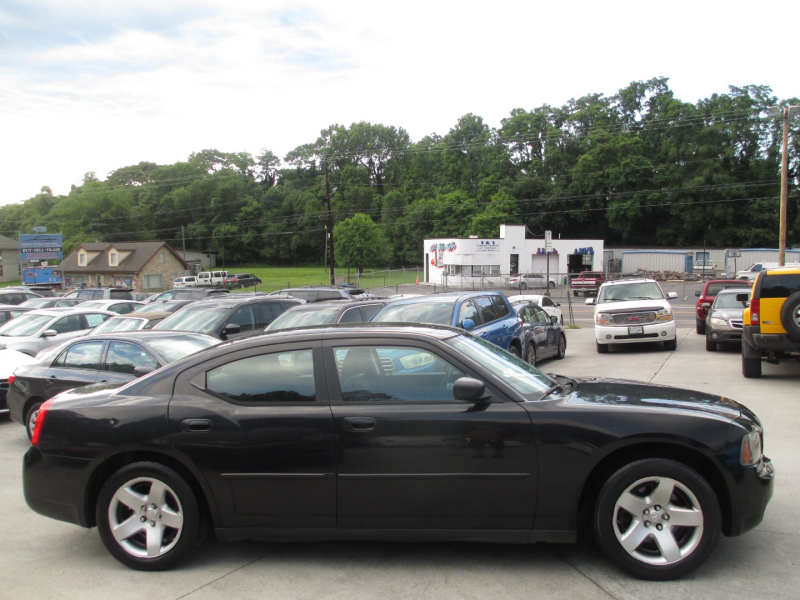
2 0 798 205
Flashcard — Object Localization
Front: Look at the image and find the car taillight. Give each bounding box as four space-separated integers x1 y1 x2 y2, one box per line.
30 398 56 447
7 374 15 386
750 298 760 326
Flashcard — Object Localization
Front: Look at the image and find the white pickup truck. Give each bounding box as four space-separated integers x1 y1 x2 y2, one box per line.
196 270 231 287
736 262 800 281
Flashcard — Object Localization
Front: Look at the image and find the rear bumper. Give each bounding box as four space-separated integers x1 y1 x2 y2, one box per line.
23 447 92 528
743 326 800 352
728 456 775 537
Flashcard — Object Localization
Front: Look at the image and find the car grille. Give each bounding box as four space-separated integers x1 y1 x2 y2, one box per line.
730 319 743 330
611 311 657 326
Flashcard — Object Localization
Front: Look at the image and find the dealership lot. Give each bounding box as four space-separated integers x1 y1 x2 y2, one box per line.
1 322 798 599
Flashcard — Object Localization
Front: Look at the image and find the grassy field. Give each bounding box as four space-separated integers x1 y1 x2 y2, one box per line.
1 266 424 293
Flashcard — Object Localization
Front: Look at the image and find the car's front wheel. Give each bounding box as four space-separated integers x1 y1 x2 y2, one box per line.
508 344 521 358
526 342 536 366
97 462 202 571
705 337 717 352
593 459 720 580
556 334 566 359
596 342 609 354
664 338 677 351
548 281 555 290
519 282 527 290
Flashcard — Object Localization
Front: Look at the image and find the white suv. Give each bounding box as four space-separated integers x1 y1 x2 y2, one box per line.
588 278 678 353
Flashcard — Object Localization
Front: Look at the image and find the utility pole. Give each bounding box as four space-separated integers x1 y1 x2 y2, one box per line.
325 157 336 285
769 105 800 266
181 225 186 262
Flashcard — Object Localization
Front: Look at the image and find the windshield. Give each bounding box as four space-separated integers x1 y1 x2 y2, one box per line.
598 282 665 303
372 302 454 326
265 309 337 331
153 305 229 334
147 335 218 363
77 301 108 309
444 335 554 397
0 314 52 337
90 318 143 335
713 293 749 310
20 299 54 308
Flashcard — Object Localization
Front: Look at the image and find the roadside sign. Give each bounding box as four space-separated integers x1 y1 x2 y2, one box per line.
20 233 63 260
545 230 552 252
726 249 741 258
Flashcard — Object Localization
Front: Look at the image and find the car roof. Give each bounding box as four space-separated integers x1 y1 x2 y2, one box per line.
601 278 656 286
715 287 752 295
238 323 463 345
25 308 117 317
105 312 173 321
189 296 303 308
86 330 217 342
381 291 502 306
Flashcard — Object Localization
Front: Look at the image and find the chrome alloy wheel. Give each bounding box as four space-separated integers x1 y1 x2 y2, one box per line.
108 477 184 559
612 476 704 565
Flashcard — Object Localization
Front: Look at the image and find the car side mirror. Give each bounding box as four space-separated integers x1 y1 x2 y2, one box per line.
453 377 490 402
550 315 558 324
701 302 711 308
667 292 678 299
42 329 57 337
585 298 595 305
735 293 750 302
556 303 561 307
460 318 475 330
222 323 241 339
134 366 156 377
694 290 701 297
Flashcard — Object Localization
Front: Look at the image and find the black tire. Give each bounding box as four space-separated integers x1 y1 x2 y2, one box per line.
597 342 609 354
526 342 537 366
556 334 566 359
548 281 555 290
696 319 705 335
573 290 579 297
25 401 43 440
97 462 201 571
779 291 800 341
705 337 717 352
664 338 677 351
593 458 720 581
519 282 528 290
560 315 564 326
508 344 521 358
742 355 762 378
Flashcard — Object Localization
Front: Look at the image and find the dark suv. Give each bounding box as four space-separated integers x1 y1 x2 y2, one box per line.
371 291 524 356
269 286 369 303
153 295 304 340
0 290 42 305
63 288 135 301
266 299 393 331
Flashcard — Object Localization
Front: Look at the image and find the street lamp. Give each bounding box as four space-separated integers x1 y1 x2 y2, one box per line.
768 105 800 265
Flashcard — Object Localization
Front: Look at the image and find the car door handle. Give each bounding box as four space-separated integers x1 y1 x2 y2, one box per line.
342 417 376 432
181 418 213 433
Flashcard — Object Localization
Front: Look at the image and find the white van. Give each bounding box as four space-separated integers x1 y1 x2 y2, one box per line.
736 262 800 281
196 271 231 287
172 276 197 288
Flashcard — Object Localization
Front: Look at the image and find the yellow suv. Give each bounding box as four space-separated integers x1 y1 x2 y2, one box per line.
740 265 800 377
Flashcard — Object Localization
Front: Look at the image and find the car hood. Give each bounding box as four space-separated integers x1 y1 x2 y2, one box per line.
566 377 742 419
709 308 744 320
0 349 38 378
594 299 668 312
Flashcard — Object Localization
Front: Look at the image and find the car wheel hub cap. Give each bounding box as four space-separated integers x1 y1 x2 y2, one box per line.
612 476 704 565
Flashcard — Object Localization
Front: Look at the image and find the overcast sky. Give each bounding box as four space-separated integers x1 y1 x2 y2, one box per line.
1 0 797 206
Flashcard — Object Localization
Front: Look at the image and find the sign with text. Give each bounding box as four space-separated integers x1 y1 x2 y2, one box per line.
20 233 63 260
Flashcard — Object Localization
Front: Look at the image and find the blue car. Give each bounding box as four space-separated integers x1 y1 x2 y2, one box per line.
371 291 524 356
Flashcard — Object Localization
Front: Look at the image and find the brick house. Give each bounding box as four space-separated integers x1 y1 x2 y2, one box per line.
61 242 190 291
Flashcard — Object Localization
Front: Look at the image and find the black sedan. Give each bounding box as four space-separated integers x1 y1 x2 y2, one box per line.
8 331 218 438
22 325 773 580
512 300 567 366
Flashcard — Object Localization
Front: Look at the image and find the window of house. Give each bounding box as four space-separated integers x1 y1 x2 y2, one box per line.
144 274 163 289
159 252 166 263
109 252 117 266
79 253 86 266
445 265 461 275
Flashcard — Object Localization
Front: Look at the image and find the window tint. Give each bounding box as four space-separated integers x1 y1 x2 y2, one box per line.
532 307 550 323
84 313 110 327
109 290 133 299
541 297 554 307
761 274 800 298
338 307 364 323
519 306 534 323
335 346 466 402
474 296 499 323
227 305 257 332
457 300 480 326
51 315 83 334
105 342 157 375
360 304 383 321
255 302 285 327
54 341 103 369
490 296 509 319
206 350 316 403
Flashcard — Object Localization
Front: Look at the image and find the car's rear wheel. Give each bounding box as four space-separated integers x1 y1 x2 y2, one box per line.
527 342 537 366
519 283 527 290
705 337 716 352
742 354 762 378
696 319 705 335
548 281 555 290
508 344 521 358
556 334 566 359
573 290 579 297
597 342 609 354
664 338 677 351
97 462 201 571
25 401 43 440
593 459 720 580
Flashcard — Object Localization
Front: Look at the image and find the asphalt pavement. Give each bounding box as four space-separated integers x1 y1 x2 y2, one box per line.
1 320 798 599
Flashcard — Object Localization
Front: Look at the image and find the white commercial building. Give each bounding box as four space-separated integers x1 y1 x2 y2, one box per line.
423 225 604 286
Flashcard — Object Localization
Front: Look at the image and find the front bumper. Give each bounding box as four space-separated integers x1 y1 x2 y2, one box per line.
594 321 676 344
728 456 775 537
707 325 743 345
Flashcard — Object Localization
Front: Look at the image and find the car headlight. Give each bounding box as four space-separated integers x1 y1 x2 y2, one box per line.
709 317 728 327
596 312 613 326
655 307 674 322
740 429 762 466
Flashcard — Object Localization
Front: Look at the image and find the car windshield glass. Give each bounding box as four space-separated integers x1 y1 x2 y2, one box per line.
77 301 106 309
265 309 337 331
713 293 749 309
147 336 218 363
372 302 454 326
91 318 142 334
153 305 229 334
599 282 664 303
20 299 53 308
0 314 52 336
444 335 554 397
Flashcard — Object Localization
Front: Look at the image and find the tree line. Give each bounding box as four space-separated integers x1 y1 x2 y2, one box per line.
1 77 798 268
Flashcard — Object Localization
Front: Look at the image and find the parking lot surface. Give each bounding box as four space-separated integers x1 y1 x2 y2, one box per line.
2 324 798 599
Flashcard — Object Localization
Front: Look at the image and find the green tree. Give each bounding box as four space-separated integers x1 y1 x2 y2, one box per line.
333 213 391 273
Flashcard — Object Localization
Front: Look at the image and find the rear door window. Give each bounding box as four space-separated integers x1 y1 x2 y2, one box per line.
474 296 499 324
83 313 111 328
339 307 364 323
255 302 285 327
761 275 800 298
104 342 157 375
